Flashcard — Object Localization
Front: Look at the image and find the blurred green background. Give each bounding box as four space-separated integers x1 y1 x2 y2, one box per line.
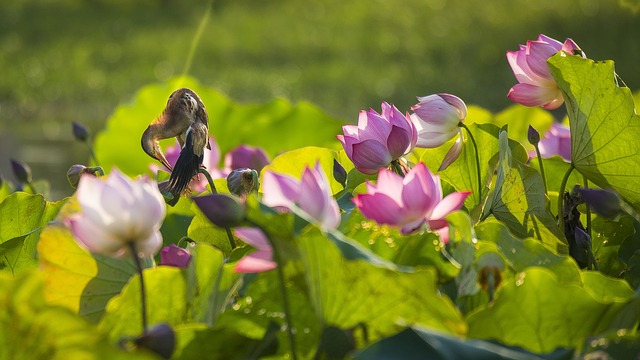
1 0 639 200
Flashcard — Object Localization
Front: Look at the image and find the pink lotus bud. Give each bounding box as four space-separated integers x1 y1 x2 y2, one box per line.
337 102 417 175
160 244 191 268
507 34 584 110
353 163 470 236
224 145 270 173
411 94 467 148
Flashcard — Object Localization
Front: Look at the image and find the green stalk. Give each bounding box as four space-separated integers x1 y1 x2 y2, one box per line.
557 163 575 233
460 123 482 199
129 243 147 334
247 220 298 360
199 168 236 249
534 144 548 198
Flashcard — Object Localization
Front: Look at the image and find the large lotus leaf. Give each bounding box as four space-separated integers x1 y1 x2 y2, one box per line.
355 326 574 360
260 146 354 195
38 224 153 324
414 122 528 212
339 211 459 279
0 272 153 360
475 220 580 285
0 193 65 275
297 227 466 342
549 54 640 212
213 263 322 359
467 267 632 353
99 244 240 343
485 131 567 253
94 76 343 180
590 215 634 278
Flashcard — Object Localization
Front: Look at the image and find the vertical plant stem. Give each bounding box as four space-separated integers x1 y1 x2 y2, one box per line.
583 176 591 237
460 124 482 199
199 168 236 249
180 0 213 78
86 141 99 166
129 242 147 334
557 163 575 233
534 145 549 198
247 220 297 360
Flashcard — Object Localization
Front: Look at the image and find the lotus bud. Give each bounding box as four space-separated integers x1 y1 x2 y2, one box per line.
578 188 624 219
332 159 347 188
160 244 191 268
527 125 540 145
193 194 246 228
72 121 90 142
133 323 175 359
226 168 259 197
10 159 32 184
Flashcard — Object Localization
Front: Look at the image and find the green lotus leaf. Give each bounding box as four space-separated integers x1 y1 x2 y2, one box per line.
549 54 640 212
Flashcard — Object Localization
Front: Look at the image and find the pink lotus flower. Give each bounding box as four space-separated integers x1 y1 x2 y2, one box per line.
224 145 270 173
234 227 277 273
160 244 191 268
149 136 225 193
337 102 418 175
66 168 166 258
262 162 340 229
353 163 470 237
538 123 571 161
507 34 583 110
411 94 467 148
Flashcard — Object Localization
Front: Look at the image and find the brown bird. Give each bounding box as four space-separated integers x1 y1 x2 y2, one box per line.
141 88 210 202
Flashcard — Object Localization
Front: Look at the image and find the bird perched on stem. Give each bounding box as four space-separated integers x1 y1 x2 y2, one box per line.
142 88 210 203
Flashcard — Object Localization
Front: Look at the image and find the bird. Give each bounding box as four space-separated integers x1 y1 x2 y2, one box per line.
141 88 210 203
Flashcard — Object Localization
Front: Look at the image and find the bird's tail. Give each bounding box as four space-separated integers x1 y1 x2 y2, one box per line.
165 130 204 204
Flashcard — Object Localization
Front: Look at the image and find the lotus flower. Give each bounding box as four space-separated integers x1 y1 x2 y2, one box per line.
337 102 417 175
234 227 277 273
411 94 467 148
224 145 270 173
262 162 340 229
160 244 191 268
507 34 583 110
538 123 571 161
353 163 470 237
149 136 225 193
66 168 166 258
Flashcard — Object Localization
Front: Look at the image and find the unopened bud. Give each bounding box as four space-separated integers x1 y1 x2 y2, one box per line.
333 159 347 188
227 168 259 197
527 125 540 145
160 244 191 268
193 194 245 228
133 323 175 359
72 122 90 142
66 165 103 189
10 159 32 184
579 188 623 219
224 145 270 173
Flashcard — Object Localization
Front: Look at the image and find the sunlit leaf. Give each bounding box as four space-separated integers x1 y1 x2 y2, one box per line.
298 227 466 343
99 244 240 343
485 131 567 253
0 193 65 275
467 267 632 353
38 224 153 324
549 54 640 212
0 272 153 359
476 220 580 286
